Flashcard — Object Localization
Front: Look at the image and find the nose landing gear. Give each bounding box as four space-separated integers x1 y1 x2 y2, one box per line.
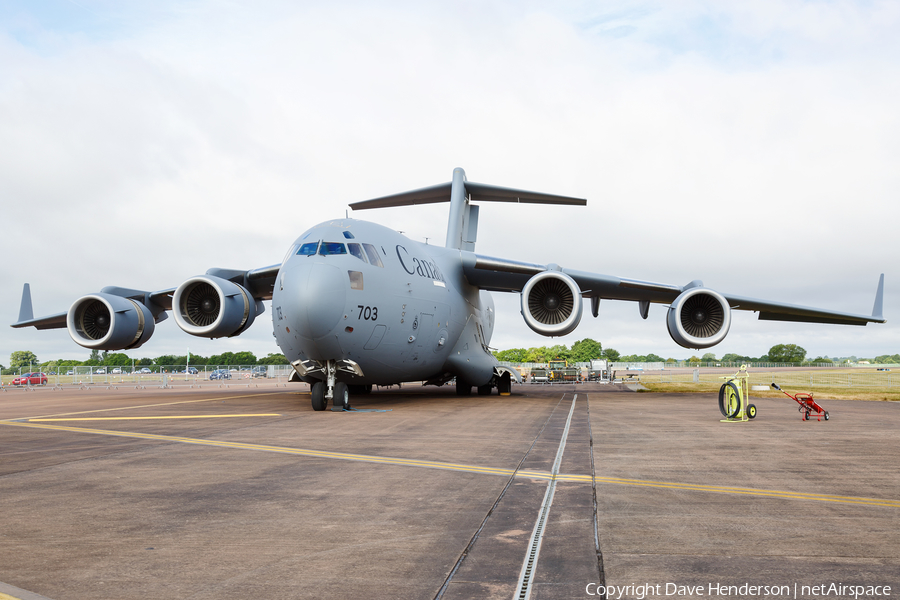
293 358 362 411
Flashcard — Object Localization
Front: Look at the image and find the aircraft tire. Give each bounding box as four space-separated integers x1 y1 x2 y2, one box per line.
477 384 493 395
456 379 472 396
498 372 512 395
311 382 326 411
718 382 741 418
334 382 350 410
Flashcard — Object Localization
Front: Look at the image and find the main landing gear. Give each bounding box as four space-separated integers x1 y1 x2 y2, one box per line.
455 372 512 397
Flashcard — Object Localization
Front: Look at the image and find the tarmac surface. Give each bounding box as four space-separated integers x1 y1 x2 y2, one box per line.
0 382 897 600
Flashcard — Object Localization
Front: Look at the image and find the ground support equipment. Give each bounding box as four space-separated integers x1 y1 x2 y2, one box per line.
718 365 757 423
770 383 829 421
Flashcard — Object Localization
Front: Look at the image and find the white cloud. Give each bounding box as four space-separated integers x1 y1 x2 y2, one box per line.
1 0 897 365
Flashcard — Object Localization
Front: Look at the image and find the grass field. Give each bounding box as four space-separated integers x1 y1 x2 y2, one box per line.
637 368 899 402
637 381 900 402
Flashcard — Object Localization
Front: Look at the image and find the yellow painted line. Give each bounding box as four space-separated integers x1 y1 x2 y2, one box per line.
29 414 282 422
18 391 284 421
2 419 897 509
547 473 900 508
0 420 528 477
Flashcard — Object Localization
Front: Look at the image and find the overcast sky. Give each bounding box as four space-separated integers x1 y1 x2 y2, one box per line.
2 0 897 366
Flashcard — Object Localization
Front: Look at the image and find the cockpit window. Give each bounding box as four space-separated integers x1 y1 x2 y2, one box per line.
297 242 319 256
347 243 367 263
363 243 384 267
319 242 347 255
342 231 355 239
282 243 299 264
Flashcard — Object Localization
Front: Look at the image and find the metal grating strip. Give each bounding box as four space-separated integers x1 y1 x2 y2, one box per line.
513 394 578 600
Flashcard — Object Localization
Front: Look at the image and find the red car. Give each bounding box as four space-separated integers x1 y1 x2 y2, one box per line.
10 372 48 386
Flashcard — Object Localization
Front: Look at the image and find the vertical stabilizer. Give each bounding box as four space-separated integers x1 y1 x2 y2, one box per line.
18 284 34 323
445 167 468 249
461 204 479 252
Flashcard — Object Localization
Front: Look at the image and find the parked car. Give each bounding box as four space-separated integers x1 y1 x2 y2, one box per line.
209 369 232 380
139 368 152 374
184 367 199 375
66 370 75 375
251 366 268 378
95 368 106 374
11 373 48 386
111 368 122 374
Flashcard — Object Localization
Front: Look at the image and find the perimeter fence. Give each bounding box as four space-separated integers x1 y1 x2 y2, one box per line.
495 361 897 389
1 365 296 387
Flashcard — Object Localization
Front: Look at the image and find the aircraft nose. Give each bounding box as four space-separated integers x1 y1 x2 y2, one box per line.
290 262 347 340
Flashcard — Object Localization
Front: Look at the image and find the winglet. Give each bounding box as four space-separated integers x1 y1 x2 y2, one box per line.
18 283 34 323
872 273 885 321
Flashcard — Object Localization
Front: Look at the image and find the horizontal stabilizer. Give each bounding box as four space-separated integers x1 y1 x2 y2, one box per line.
349 183 452 210
350 180 585 211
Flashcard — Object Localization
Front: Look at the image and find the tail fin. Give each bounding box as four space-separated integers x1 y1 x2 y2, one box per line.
349 168 586 251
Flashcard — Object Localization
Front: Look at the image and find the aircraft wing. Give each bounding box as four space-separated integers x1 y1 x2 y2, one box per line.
11 264 281 336
463 252 886 326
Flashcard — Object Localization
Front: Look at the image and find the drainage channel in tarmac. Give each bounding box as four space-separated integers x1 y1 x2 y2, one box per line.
437 392 605 600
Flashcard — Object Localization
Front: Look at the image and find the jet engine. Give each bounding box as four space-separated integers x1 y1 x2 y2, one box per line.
520 271 583 336
666 288 732 349
67 293 155 350
173 275 260 338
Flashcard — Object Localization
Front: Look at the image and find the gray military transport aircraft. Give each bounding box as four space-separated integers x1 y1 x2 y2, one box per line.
13 168 886 411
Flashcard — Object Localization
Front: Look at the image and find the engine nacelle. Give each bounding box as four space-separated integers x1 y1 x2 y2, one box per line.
520 271 583 337
666 288 732 349
173 275 258 338
67 293 155 350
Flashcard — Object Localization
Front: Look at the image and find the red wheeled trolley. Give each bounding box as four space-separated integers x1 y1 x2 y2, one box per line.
770 383 830 421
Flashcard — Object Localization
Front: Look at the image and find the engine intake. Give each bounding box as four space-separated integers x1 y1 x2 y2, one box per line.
173 275 258 338
520 271 583 336
67 293 155 350
667 288 731 349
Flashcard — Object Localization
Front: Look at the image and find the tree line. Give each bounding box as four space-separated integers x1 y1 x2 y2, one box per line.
3 349 289 375
491 340 900 366
6 344 899 375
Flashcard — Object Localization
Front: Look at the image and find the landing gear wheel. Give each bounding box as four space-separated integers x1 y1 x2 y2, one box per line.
824 412 829 420
718 382 741 418
334 382 350 411
477 384 493 395
456 379 472 396
747 404 757 419
497 372 512 395
311 382 326 411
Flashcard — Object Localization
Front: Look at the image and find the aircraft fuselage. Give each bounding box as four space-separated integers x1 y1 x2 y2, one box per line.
272 219 496 386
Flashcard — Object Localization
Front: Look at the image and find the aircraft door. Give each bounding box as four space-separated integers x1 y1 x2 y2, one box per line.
414 313 433 355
